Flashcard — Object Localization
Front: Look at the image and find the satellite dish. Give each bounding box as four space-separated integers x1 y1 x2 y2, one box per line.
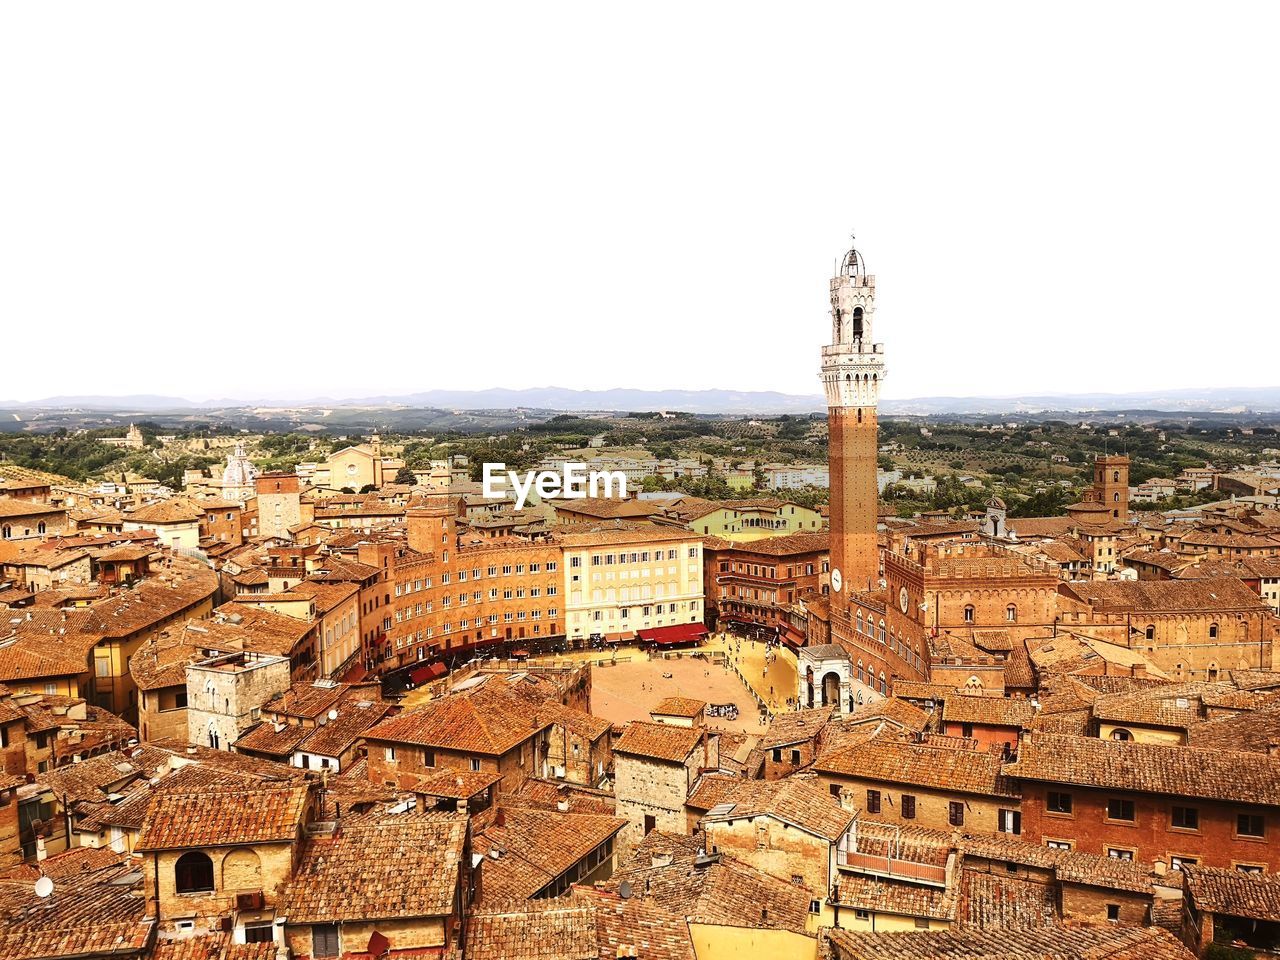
618 880 633 900
34 876 54 898
327 709 339 721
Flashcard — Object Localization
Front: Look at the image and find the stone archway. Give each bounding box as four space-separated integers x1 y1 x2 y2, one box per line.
821 671 841 707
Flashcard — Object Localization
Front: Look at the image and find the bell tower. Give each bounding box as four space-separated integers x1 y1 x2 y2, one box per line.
821 239 886 605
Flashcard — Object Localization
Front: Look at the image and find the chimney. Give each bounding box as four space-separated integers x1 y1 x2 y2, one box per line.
1268 741 1280 758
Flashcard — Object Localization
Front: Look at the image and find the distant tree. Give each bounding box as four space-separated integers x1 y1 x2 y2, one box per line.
359 483 377 494
394 465 416 485
340 486 356 494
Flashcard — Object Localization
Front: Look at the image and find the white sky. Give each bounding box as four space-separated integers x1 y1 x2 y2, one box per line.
3 3 1277 404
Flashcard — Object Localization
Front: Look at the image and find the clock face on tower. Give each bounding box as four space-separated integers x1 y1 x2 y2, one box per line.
899 587 910 614
831 568 843 593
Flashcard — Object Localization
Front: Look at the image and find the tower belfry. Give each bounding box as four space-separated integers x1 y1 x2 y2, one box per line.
820 236 886 603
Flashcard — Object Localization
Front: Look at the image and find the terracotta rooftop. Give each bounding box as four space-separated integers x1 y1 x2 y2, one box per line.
651 696 706 718
473 807 627 901
1184 864 1280 921
613 721 704 764
687 773 854 840
816 734 1016 798
137 781 310 850
942 694 1036 728
1064 576 1267 612
285 811 467 922
825 922 1194 960
364 681 552 756
1004 732 1280 806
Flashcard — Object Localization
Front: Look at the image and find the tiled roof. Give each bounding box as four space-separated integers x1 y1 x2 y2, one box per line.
1184 865 1280 921
0 852 152 960
1187 703 1280 753
1089 682 1228 730
1064 577 1267 612
285 811 467 922
759 706 835 749
127 499 204 524
831 873 956 921
604 831 812 933
137 781 310 850
1004 732 1280 805
233 719 309 757
364 682 551 756
687 774 854 840
942 694 1035 728
825 923 1195 960
816 734 1016 798
652 696 706 718
473 807 627 900
958 871 1057 930
297 700 393 758
152 934 275 960
464 900 597 960
614 721 704 764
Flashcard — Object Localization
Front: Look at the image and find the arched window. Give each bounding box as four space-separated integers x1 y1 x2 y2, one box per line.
857 660 864 683
175 851 215 893
1208 622 1219 640
856 610 863 634
1207 662 1219 682
1145 625 1155 641
1113 492 1120 502
1111 728 1132 742
963 605 974 623
851 306 864 339
1113 471 1120 483
37 522 46 535
879 672 887 695
1005 604 1017 623
877 620 886 644
1 525 9 539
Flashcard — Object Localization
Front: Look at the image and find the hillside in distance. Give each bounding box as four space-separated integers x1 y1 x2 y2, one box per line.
3 385 1279 416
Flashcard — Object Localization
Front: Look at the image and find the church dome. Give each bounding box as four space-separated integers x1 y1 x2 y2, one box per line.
222 443 259 490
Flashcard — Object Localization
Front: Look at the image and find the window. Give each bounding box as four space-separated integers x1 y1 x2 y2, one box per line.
809 899 821 915
790 749 801 765
1046 839 1073 851
1106 798 1135 822
1171 856 1197 870
1106 904 1120 922
384 745 396 761
1237 813 1265 838
174 851 214 893
1110 728 1132 741
1237 864 1265 875
854 909 871 921
963 605 974 623
866 789 881 814
961 723 974 739
901 794 916 819
998 809 1021 835
423 750 435 768
470 758 482 772
1107 848 1134 861
1171 806 1199 830
948 801 965 827
1145 624 1155 640
244 923 274 944
1005 604 1017 622
1209 623 1219 640
1047 791 1073 815
312 925 339 958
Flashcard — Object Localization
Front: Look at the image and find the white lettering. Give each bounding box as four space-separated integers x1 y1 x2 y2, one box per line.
483 462 628 510
589 470 627 499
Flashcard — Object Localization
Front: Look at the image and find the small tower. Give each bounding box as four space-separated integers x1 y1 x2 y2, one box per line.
982 495 1008 539
820 238 887 602
1093 455 1130 521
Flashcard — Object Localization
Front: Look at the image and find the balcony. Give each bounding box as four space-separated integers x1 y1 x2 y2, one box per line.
836 848 947 886
836 826 948 888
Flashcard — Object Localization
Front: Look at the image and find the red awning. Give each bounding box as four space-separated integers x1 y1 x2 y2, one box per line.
511 649 530 659
409 662 447 685
636 622 708 646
